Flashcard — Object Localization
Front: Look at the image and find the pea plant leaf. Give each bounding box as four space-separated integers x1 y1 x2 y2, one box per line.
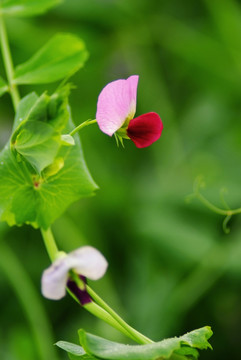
55 341 86 356
0 90 98 230
12 92 38 129
77 327 213 360
0 0 62 17
14 33 88 84
55 341 99 360
12 120 60 173
11 86 69 173
0 76 8 97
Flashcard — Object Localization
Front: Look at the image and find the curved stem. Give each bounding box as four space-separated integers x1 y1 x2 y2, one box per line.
0 241 58 360
84 302 139 341
87 285 153 344
69 119 97 136
68 275 144 342
0 15 20 111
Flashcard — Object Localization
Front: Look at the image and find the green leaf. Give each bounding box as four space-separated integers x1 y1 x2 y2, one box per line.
14 33 88 84
55 341 86 356
12 120 60 173
0 0 62 17
174 346 199 358
23 85 70 130
78 327 213 360
42 157 64 177
55 341 97 359
11 86 71 173
0 92 97 229
12 92 39 130
0 76 8 97
180 327 213 350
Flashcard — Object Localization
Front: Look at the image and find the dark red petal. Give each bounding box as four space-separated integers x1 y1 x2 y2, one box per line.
67 276 92 306
127 112 163 148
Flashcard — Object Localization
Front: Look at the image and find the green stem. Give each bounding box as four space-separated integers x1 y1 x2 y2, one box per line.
41 227 152 344
66 284 137 341
0 241 58 360
40 228 59 262
84 302 139 341
69 119 97 136
0 15 20 111
87 285 153 344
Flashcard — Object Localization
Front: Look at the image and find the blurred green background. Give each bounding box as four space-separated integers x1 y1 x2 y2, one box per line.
1 0 241 359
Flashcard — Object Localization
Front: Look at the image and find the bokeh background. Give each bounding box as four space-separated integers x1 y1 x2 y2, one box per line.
1 0 241 359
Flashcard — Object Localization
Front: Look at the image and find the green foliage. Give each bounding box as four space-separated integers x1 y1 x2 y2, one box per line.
12 120 60 173
79 327 212 360
11 87 70 172
0 87 97 229
14 33 88 84
56 341 86 356
0 76 8 96
56 327 212 360
56 341 96 359
0 0 62 17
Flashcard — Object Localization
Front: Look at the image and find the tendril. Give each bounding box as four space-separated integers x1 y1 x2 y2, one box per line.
222 215 232 234
188 176 241 233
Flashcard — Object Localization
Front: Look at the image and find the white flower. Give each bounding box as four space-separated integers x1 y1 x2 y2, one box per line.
41 246 108 300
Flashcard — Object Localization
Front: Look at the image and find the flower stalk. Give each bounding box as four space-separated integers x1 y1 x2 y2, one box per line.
69 119 97 136
41 228 59 262
86 285 153 344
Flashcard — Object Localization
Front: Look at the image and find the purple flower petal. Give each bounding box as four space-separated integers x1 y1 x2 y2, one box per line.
96 75 139 136
67 276 92 305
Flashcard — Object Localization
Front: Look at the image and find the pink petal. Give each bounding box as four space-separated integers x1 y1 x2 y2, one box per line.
127 112 163 148
96 75 139 136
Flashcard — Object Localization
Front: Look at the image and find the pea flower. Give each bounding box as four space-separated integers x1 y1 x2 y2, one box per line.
96 75 163 148
41 246 108 305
